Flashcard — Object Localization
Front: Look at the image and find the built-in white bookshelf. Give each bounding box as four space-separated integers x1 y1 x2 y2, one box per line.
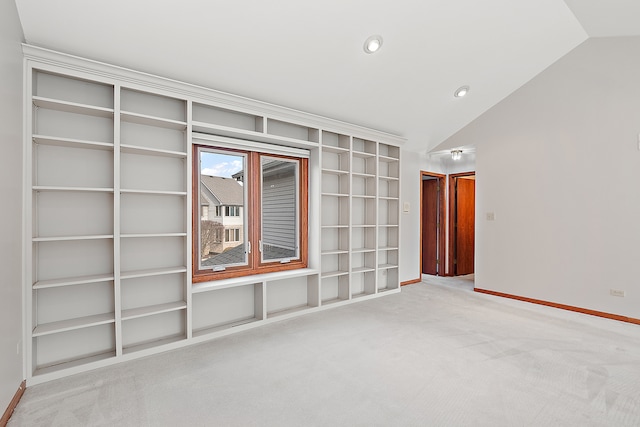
24 45 403 385
318 134 401 302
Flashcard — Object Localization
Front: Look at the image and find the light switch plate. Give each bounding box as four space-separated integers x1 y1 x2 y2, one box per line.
403 202 410 213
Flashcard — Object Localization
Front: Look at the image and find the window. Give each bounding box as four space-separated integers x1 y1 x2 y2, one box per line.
225 206 240 216
194 143 308 282
225 228 240 242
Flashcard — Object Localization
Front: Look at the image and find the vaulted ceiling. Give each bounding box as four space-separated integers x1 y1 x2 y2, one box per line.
14 1 640 153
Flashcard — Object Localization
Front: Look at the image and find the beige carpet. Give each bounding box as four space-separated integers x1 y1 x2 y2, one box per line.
9 276 640 426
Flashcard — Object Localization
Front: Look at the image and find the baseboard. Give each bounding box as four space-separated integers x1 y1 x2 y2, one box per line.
401 278 422 286
474 288 640 325
1 380 26 427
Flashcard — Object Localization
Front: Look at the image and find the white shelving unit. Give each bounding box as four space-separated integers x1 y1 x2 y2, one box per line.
23 45 403 385
118 88 189 355
319 135 401 302
377 144 401 292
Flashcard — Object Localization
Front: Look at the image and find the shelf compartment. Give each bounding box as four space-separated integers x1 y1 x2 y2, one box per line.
266 276 318 318
33 350 115 378
378 157 399 180
321 249 349 255
122 301 187 321
322 166 349 174
266 118 319 143
34 190 113 238
32 312 115 337
378 226 399 250
33 324 115 374
121 192 186 235
33 273 115 290
378 249 398 269
193 103 264 132
121 310 186 353
192 121 317 150
33 143 114 189
121 88 186 123
34 107 113 143
351 270 376 298
379 143 400 159
33 71 114 110
321 252 349 279
379 198 399 226
352 197 376 227
352 173 376 198
352 152 377 175
321 194 349 227
120 266 187 280
321 270 349 279
321 274 349 304
321 145 350 154
321 227 349 254
33 96 114 118
33 280 114 334
193 283 263 336
120 235 185 273
352 138 376 157
321 148 350 172
121 272 186 314
322 131 350 150
120 144 187 158
378 267 399 292
352 226 376 252
33 135 113 151
322 170 349 195
120 151 186 194
352 251 376 274
33 239 114 283
192 268 317 293
120 111 186 130
121 119 186 154
379 176 399 199
122 334 186 355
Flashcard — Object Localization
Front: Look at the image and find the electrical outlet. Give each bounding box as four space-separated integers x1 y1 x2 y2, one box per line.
486 212 495 221
610 289 625 297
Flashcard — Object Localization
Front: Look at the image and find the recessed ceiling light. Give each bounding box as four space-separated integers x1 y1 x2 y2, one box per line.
364 35 383 54
454 85 470 98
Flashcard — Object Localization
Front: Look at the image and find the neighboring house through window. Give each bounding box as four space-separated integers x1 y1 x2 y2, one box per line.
200 174 245 258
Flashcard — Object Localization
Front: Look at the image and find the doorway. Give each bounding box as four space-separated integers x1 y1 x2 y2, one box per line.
449 172 475 276
420 172 446 276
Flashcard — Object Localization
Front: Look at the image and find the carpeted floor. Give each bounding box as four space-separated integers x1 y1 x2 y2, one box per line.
9 276 640 426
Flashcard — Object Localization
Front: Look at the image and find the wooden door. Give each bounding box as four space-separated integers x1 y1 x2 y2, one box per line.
422 179 438 275
455 177 475 275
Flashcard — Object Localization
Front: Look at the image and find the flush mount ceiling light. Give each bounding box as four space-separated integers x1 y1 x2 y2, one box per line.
451 150 463 160
363 35 383 54
454 85 470 98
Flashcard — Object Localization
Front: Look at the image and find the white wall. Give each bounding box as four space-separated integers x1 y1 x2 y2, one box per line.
442 36 640 318
0 0 25 409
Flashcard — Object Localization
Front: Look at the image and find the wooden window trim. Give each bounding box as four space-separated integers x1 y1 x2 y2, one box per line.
192 145 308 283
